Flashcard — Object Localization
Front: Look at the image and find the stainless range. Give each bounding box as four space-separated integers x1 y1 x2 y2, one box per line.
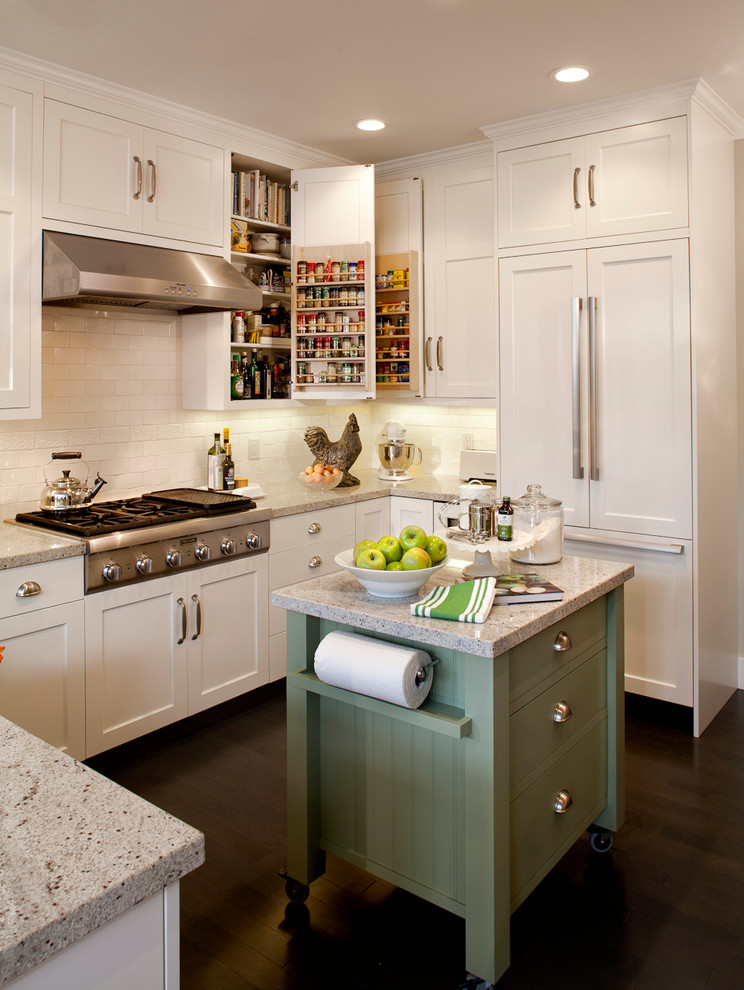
15 488 271 593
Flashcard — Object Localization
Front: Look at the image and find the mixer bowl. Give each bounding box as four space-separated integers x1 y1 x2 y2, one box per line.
378 442 421 475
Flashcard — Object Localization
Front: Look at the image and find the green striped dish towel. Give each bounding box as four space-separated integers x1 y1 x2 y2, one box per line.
411 577 497 623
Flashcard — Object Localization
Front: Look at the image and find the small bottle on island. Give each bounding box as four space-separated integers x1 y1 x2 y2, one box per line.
497 496 513 541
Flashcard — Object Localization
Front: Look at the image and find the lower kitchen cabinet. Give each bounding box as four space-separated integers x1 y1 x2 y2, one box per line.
355 496 390 543
389 495 434 534
85 555 268 756
0 558 85 759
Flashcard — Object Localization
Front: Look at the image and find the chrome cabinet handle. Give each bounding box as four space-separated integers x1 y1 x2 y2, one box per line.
554 790 573 814
176 597 187 644
436 336 444 371
573 167 581 209
553 631 572 652
191 594 202 641
16 581 41 598
553 701 573 723
133 156 143 200
308 555 322 568
425 336 433 372
588 164 596 207
147 159 157 203
588 295 599 481
307 522 321 535
571 296 584 480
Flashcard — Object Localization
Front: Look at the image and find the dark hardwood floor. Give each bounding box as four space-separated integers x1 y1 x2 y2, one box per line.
86 687 744 990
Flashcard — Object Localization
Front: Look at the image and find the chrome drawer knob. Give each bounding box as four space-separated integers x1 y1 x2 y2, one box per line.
245 532 261 550
16 581 41 598
554 790 573 814
221 538 236 556
553 631 572 652
308 555 322 568
553 701 573 723
166 549 183 568
136 554 153 574
194 544 211 561
307 522 321 535
102 561 122 583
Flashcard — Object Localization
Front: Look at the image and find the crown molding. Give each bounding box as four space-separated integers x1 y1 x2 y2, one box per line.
690 79 744 137
376 140 492 179
0 45 352 169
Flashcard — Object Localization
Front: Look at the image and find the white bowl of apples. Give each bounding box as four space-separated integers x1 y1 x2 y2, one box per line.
335 526 449 598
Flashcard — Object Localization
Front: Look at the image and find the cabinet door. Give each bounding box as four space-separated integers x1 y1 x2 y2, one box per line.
43 101 143 231
587 240 692 539
497 138 585 247
187 555 269 713
585 117 688 238
85 579 189 756
142 129 224 246
389 496 434 534
355 497 391 543
0 602 85 758
424 167 497 397
498 251 590 527
0 77 39 417
291 164 375 247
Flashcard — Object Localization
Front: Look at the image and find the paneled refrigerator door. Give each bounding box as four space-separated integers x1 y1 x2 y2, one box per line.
587 240 692 539
291 164 376 399
498 251 590 527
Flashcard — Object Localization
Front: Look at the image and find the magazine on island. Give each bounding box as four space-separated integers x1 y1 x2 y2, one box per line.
491 572 563 604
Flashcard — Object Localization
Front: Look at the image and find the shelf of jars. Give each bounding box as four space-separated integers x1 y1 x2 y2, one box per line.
291 242 375 399
374 252 418 392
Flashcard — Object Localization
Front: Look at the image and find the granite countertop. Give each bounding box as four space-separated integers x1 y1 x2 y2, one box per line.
0 717 204 987
0 523 84 570
272 554 634 659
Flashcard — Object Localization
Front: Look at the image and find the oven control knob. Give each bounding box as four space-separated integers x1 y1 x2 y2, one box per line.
136 554 153 575
195 543 211 562
166 548 183 568
102 561 122 583
221 537 237 556
245 532 261 550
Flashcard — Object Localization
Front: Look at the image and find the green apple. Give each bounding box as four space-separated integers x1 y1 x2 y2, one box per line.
353 539 377 564
356 547 387 571
425 535 448 563
399 525 428 552
400 547 432 570
376 535 403 563
386 560 404 571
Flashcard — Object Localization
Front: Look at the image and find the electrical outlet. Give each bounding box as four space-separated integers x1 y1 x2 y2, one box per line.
463 433 474 450
248 438 260 459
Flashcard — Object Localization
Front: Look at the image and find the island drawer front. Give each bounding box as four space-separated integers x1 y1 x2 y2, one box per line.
511 719 607 904
270 504 356 555
0 557 83 619
269 536 351 636
510 650 607 788
509 596 606 703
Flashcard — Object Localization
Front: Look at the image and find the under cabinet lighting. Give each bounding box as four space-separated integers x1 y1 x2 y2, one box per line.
550 66 592 83
356 119 386 131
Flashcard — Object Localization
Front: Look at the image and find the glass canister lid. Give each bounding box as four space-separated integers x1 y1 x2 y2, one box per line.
512 483 562 508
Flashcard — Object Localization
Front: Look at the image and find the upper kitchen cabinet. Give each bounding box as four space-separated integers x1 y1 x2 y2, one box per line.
43 101 224 248
423 166 497 398
496 117 688 248
0 69 41 419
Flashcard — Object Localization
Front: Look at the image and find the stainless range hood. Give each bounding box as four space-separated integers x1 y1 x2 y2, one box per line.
42 231 263 313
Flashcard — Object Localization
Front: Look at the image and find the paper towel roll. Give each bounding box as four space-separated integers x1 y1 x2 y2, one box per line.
313 630 434 709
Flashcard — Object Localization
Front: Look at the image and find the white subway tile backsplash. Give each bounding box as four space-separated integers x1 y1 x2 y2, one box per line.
100 427 131 444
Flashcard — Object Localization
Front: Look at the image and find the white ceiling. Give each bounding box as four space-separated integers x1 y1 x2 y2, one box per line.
3 0 744 163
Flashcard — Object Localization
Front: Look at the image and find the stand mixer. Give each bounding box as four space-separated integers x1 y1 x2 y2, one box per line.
377 420 422 482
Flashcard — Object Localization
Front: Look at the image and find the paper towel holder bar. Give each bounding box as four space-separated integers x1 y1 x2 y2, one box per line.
415 658 440 686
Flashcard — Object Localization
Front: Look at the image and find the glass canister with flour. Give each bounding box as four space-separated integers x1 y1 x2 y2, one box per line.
509 484 564 564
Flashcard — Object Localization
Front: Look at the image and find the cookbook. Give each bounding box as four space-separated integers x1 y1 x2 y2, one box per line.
491 572 563 604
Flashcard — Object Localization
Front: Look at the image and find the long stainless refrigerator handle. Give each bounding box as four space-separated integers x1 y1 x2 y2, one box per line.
571 297 584 480
176 597 187 645
588 295 599 481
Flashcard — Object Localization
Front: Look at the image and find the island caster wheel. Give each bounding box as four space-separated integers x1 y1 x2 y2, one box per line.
588 827 614 853
278 867 310 903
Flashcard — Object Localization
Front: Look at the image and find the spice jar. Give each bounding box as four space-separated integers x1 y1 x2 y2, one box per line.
509 484 564 564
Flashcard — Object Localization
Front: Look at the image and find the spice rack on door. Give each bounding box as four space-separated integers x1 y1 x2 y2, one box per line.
375 251 420 394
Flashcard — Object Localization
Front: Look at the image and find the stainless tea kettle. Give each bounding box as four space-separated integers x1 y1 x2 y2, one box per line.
40 452 107 515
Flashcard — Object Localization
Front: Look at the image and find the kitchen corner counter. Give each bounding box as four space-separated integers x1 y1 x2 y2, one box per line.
273 554 634 658
0 718 204 987
0 522 84 570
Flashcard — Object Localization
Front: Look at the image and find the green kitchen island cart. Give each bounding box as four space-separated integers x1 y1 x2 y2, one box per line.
272 555 632 986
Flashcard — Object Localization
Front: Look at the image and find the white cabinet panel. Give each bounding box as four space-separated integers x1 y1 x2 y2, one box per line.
389 496 434 534
355 497 391 543
291 164 375 247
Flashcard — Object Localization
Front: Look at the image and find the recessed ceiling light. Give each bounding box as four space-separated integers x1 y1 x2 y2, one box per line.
550 66 592 83
355 119 386 131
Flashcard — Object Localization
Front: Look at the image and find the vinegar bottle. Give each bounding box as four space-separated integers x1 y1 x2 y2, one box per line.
497 496 513 541
207 432 225 491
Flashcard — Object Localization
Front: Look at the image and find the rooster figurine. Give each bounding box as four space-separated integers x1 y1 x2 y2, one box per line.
304 413 362 487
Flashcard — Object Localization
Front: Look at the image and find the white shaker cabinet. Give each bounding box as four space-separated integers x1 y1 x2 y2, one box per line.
496 117 689 247
0 558 85 759
423 166 497 398
0 70 41 419
43 101 224 247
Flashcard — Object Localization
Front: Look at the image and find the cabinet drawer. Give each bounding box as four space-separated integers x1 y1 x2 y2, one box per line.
269 536 350 635
510 651 606 788
511 719 607 905
270 504 356 555
0 557 84 619
509 596 606 704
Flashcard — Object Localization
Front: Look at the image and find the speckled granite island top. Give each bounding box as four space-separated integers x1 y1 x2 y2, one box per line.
273 554 634 659
0 522 84 570
0 718 204 987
